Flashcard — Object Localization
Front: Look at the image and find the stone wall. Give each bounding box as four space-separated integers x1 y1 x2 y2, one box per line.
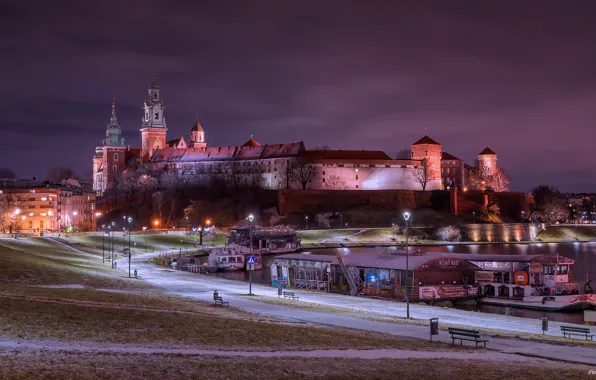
278 189 433 214
460 223 545 242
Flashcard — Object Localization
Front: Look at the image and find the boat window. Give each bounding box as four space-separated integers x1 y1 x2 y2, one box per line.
557 265 568 275
503 272 511 284
221 257 228 263
544 265 555 275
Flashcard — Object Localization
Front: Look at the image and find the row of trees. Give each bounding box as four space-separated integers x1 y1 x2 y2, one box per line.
531 185 570 224
0 166 78 183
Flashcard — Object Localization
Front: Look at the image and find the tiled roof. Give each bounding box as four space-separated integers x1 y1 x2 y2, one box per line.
479 147 497 155
300 150 392 160
190 118 204 132
242 137 261 147
441 152 462 161
412 135 441 145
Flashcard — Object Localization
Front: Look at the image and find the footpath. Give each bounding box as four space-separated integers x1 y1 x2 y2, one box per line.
120 252 596 366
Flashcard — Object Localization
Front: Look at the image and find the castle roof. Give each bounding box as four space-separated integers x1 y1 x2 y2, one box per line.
242 135 260 147
190 118 204 132
301 150 391 160
479 147 497 155
412 135 440 145
441 152 462 161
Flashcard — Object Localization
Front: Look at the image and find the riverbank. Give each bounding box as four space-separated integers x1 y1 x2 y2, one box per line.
298 226 596 248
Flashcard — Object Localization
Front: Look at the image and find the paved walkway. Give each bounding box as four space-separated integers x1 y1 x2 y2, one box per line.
117 252 596 366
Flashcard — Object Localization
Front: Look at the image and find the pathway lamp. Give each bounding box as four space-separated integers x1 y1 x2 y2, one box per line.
403 211 411 319
247 214 254 295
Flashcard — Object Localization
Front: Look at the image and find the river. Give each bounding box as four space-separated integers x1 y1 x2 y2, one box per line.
209 242 596 324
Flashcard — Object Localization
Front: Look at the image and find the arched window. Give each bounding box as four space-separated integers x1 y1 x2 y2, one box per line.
114 152 118 161
112 165 117 172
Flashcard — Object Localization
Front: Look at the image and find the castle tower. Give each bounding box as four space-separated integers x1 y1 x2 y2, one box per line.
188 117 206 149
92 100 126 195
477 147 497 177
140 77 168 160
411 135 442 190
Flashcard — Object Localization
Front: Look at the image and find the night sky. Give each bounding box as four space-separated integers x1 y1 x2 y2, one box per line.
2 1 595 192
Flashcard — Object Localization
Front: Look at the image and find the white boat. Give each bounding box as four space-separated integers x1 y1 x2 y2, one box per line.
217 254 245 271
208 244 262 271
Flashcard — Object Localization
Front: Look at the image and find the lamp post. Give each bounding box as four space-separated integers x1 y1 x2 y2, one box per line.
110 221 115 268
305 216 308 230
521 211 525 223
247 214 254 295
403 211 411 319
126 217 133 278
472 211 476 224
340 213 343 229
102 224 106 263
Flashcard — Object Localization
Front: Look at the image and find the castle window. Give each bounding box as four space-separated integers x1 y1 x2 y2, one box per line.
355 175 359 180
114 153 118 160
322 171 325 175
322 178 325 182
155 112 159 120
112 165 117 172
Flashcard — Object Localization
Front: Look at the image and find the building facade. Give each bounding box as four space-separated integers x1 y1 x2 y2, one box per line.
92 79 504 195
0 179 97 234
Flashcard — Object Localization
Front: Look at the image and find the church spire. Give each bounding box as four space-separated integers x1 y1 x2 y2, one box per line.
103 99 124 147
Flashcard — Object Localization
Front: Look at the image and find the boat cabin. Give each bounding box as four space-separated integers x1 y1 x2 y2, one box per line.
229 226 301 252
457 254 579 298
272 252 480 302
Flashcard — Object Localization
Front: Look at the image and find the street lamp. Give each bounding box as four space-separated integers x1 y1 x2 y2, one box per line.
102 224 106 263
305 215 309 230
403 211 411 319
472 211 476 224
111 221 115 269
521 211 525 223
340 213 343 229
126 217 134 278
247 214 254 295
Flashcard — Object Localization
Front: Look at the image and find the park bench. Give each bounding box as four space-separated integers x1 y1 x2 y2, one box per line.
560 325 594 341
283 291 299 301
214 296 229 307
448 327 488 348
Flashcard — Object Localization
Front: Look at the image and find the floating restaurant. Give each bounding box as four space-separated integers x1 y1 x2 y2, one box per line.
271 251 480 303
271 251 596 311
228 226 301 253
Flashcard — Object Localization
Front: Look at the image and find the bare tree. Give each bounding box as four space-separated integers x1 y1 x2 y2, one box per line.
411 158 431 191
325 174 348 190
3 194 26 234
47 167 77 183
466 169 487 191
184 200 215 245
277 160 295 189
0 167 16 179
395 148 411 160
487 167 510 192
293 162 315 190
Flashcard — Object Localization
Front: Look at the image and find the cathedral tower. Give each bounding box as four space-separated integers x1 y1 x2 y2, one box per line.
188 117 206 149
140 77 168 160
92 101 126 195
477 147 497 177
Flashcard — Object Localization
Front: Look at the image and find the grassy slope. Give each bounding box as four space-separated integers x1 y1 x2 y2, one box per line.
0 237 423 350
0 354 587 380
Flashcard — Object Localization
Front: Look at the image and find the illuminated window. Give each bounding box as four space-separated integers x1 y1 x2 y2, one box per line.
41 197 47 201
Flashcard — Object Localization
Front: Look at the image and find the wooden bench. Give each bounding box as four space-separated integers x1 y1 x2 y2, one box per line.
448 327 488 348
283 291 299 300
214 296 229 307
561 325 594 341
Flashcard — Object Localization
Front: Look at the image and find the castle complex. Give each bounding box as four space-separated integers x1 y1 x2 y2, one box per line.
92 79 502 196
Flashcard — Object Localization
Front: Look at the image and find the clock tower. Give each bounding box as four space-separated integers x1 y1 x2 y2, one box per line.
140 77 168 161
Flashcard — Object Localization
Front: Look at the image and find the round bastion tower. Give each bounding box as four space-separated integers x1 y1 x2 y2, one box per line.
477 147 497 177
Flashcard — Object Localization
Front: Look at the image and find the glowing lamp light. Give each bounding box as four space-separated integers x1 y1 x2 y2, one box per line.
14 209 20 215
153 220 160 226
73 211 78 216
21 215 26 220
248 214 254 222
48 211 53 216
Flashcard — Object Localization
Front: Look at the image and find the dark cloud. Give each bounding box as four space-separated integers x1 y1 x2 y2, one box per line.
1 0 596 191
